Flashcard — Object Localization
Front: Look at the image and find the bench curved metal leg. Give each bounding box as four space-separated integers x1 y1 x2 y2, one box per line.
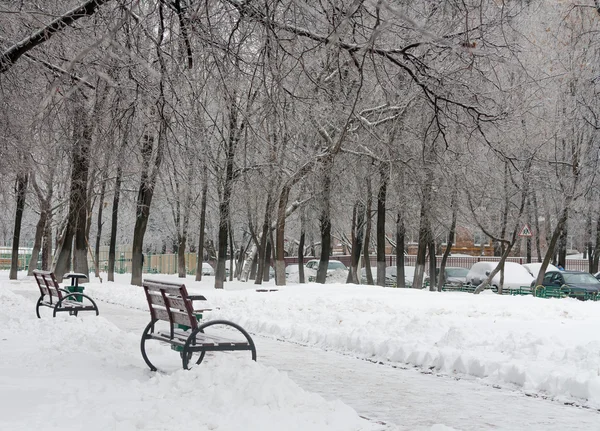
35 295 44 318
53 293 100 317
182 319 257 370
140 320 159 371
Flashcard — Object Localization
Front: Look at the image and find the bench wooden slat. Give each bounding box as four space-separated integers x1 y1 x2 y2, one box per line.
165 296 189 311
143 280 188 295
146 292 166 307
33 270 63 300
154 331 250 347
153 308 195 328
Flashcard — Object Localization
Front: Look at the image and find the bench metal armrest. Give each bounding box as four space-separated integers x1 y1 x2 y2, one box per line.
188 295 207 301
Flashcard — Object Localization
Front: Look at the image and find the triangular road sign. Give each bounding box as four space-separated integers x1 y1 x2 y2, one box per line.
519 224 533 237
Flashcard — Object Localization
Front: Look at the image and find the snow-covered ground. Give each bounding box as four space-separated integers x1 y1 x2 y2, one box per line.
2 270 600 430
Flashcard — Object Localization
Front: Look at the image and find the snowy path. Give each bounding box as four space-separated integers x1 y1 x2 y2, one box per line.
41 292 600 431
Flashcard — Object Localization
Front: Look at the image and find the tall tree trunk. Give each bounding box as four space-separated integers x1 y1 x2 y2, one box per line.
275 185 291 286
108 165 122 282
72 119 92 279
428 235 436 291
131 122 165 286
28 169 52 274
41 200 53 270
195 178 208 281
94 167 108 278
177 233 187 278
10 172 28 280
316 158 333 284
376 163 388 287
593 212 600 274
27 207 46 276
363 176 374 285
535 208 570 287
132 7 167 286
586 211 592 272
298 214 306 284
54 102 92 282
526 198 532 264
396 211 406 288
215 101 239 289
229 217 235 282
558 220 567 269
413 177 432 289
255 195 271 285
263 240 271 282
437 190 457 292
347 201 365 284
532 190 542 262
250 253 258 280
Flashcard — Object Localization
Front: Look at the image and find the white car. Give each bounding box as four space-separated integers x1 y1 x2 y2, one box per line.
522 263 559 279
385 266 415 287
201 262 214 276
305 259 348 282
465 261 534 290
285 264 300 278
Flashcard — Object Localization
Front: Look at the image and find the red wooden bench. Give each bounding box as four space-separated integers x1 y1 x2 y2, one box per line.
140 279 257 371
33 270 99 318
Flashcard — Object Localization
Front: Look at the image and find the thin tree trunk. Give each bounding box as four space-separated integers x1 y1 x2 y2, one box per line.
376 163 388 287
263 240 271 282
229 217 235 282
10 172 28 279
298 218 306 284
177 233 187 278
526 198 532 264
428 235 436 291
532 190 542 262
437 193 457 292
593 212 600 274
396 211 406 288
132 7 167 286
195 178 208 281
255 195 271 285
107 165 121 282
586 210 592 272
363 176 373 285
94 166 108 278
275 185 291 286
27 208 46 276
535 208 570 287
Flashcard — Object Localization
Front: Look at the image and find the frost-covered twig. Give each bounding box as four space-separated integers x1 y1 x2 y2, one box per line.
0 0 113 73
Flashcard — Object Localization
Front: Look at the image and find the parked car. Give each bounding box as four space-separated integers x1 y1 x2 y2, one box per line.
539 270 600 297
305 259 348 282
465 261 534 291
522 263 559 279
201 262 214 276
361 265 415 287
285 264 300 279
426 267 469 287
305 259 347 271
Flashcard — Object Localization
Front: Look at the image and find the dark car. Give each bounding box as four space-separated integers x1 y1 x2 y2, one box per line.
425 267 469 287
540 270 600 298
